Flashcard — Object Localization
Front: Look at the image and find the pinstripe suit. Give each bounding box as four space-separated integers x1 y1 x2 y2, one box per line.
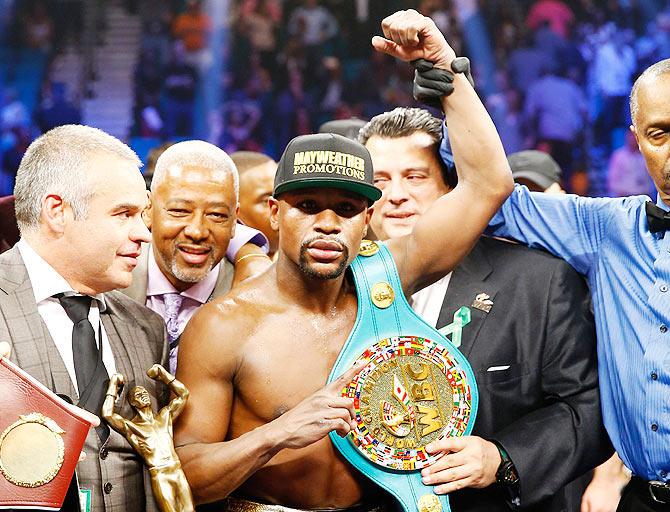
0 246 168 512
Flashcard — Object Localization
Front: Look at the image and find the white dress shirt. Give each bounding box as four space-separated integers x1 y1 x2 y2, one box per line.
17 239 116 394
410 273 452 327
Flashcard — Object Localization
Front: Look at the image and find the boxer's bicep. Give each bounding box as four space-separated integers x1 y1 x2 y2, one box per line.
174 302 239 446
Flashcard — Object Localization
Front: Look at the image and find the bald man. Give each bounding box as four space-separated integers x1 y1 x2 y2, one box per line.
472 58 670 511
121 141 270 373
230 151 278 259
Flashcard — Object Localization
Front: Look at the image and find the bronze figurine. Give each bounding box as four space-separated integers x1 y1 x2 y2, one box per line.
102 364 194 512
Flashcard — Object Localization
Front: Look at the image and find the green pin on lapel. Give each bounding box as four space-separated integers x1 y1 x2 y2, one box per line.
438 306 472 348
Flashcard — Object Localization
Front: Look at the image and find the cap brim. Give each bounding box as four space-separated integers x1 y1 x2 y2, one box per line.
274 178 382 204
512 170 555 190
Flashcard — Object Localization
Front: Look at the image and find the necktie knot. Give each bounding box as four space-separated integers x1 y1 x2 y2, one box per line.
646 201 670 233
58 295 93 324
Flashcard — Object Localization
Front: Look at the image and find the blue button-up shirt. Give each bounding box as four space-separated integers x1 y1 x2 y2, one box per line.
487 185 670 482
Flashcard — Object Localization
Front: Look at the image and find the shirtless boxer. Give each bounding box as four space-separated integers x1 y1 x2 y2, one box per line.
173 9 513 509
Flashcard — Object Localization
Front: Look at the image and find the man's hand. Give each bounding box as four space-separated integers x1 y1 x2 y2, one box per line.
107 373 124 396
0 341 10 359
270 362 363 450
580 480 623 512
421 436 502 494
580 454 629 512
372 9 456 71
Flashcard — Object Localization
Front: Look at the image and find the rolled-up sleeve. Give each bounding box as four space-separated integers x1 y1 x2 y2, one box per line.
486 185 614 275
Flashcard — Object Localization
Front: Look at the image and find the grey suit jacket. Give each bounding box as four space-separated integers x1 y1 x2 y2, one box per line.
121 243 234 305
0 246 168 512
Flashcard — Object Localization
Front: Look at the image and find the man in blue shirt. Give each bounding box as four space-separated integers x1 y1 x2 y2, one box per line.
423 58 670 511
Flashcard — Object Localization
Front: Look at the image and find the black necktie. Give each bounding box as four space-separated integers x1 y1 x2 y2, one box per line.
57 295 110 420
645 201 670 233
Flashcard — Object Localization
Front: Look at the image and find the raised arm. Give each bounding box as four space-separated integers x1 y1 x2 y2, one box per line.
102 374 129 433
147 364 189 420
173 301 361 504
374 10 514 293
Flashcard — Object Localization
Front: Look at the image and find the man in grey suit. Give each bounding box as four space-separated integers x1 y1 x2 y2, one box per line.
361 108 612 511
121 140 270 373
0 124 167 512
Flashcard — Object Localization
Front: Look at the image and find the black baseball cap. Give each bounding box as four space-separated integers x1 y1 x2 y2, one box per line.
508 150 562 190
317 118 367 141
273 133 382 203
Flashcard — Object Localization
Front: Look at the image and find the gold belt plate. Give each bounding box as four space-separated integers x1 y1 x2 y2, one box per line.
342 336 474 471
0 413 65 487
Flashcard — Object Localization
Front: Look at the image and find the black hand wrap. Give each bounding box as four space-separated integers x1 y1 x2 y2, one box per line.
411 57 475 109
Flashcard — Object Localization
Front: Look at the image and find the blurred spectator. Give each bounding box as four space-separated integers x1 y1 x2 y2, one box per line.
172 0 210 52
237 0 281 68
35 82 81 133
163 41 198 138
607 130 653 197
22 1 53 52
507 33 551 94
316 56 344 125
287 0 339 59
0 89 29 131
138 95 163 138
0 125 29 196
220 90 262 153
275 65 314 151
524 65 587 181
593 25 636 148
172 0 212 70
486 71 524 154
509 149 565 194
526 0 574 38
52 0 82 50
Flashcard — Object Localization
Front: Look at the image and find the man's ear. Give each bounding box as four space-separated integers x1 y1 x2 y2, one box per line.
41 194 68 235
269 196 280 231
231 202 240 238
143 191 153 231
364 206 373 237
630 124 641 151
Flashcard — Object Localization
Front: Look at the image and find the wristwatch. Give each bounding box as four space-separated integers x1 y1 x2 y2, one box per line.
493 441 520 487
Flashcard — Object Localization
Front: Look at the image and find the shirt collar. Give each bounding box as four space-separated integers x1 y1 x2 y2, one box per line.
16 239 107 310
146 245 219 304
656 194 670 212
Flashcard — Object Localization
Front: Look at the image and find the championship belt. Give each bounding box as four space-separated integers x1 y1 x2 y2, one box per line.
328 241 478 512
0 356 97 510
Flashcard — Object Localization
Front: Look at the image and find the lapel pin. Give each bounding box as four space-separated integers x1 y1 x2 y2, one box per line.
471 293 493 313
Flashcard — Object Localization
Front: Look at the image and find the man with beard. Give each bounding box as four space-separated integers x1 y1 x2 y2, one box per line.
121 140 270 373
172 9 513 509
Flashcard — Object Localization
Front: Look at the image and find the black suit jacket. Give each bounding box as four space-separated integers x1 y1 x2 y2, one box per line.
434 237 611 511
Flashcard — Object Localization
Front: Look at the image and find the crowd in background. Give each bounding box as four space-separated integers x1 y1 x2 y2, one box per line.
1 0 669 197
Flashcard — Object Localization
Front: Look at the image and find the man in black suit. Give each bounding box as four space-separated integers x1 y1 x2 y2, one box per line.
360 107 612 511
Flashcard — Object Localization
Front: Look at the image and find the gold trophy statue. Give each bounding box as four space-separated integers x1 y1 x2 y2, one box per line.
102 364 194 512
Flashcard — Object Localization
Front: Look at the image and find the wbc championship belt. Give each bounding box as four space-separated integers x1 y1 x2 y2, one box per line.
328 241 478 512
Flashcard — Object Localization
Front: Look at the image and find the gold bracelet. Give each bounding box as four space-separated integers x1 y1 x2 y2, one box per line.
235 253 267 264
